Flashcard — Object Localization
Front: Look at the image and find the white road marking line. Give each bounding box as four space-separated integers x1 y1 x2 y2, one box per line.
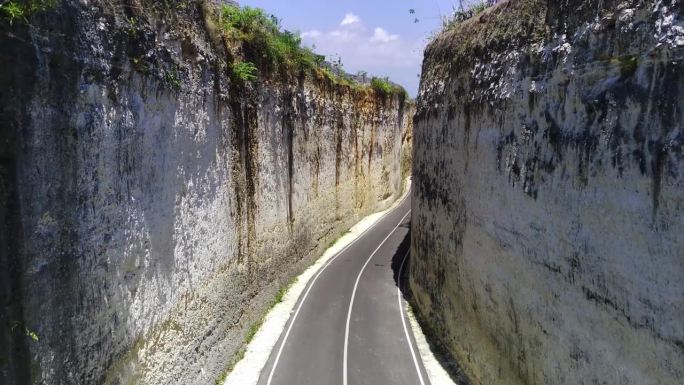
266 195 410 385
398 248 427 385
343 210 412 385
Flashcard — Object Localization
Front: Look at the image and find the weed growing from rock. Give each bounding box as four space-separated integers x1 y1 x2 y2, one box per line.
0 0 56 25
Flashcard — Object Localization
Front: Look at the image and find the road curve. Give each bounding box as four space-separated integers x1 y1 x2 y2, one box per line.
257 193 429 385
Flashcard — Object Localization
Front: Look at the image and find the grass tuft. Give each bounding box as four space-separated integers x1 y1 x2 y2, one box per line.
165 69 182 90
272 286 287 306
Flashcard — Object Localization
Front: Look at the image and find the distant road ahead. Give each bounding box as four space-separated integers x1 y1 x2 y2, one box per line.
258 193 429 385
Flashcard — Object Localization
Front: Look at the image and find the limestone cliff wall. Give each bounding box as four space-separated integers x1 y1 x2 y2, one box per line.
411 1 683 385
0 2 412 384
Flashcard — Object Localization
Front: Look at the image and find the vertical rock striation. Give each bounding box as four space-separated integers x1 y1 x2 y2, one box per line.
411 1 683 385
0 1 413 385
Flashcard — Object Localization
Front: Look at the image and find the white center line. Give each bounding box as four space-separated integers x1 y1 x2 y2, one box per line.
343 210 412 385
266 194 410 385
398 248 427 385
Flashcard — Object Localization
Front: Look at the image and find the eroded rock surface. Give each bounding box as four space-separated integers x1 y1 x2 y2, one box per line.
411 1 683 384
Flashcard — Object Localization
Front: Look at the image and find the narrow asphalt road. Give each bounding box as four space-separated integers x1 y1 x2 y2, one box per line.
257 192 429 385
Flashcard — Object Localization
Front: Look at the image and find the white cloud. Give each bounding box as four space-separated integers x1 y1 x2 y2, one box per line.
301 30 322 39
328 29 357 42
340 13 361 26
301 26 421 69
370 27 399 43
299 12 425 96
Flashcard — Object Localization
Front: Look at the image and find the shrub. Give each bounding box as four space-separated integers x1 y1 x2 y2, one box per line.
443 1 489 29
371 77 406 97
0 0 56 25
471 1 488 15
371 77 394 94
219 5 321 73
232 61 258 81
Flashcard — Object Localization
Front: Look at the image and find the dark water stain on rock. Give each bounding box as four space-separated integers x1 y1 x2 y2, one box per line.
229 86 260 266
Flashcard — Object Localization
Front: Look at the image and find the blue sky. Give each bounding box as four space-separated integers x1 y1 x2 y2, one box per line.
239 0 463 96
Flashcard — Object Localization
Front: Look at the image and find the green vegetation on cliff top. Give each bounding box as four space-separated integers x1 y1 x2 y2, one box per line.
219 5 324 73
430 0 546 57
218 4 407 98
371 76 407 97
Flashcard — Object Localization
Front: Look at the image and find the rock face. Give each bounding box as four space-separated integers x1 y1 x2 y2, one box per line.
0 2 412 385
411 1 683 385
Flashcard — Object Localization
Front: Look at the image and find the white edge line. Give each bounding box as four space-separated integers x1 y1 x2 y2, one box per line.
398 248 427 385
266 193 411 385
343 210 411 385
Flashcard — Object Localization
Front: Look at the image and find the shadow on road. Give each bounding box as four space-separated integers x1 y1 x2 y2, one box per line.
390 222 411 289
